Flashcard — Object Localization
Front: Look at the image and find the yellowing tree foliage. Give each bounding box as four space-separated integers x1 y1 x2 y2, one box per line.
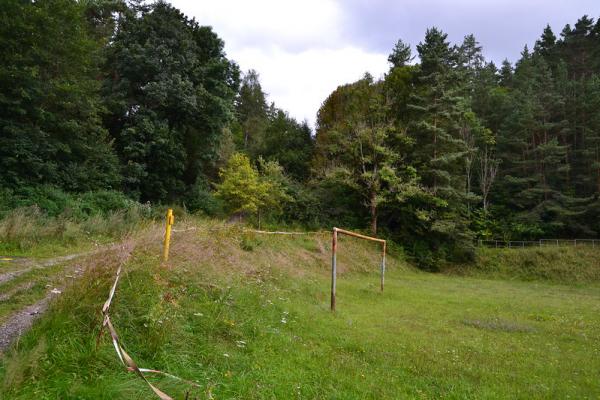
215 153 289 223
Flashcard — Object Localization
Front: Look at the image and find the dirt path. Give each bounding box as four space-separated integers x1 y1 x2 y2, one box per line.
0 245 118 285
0 292 58 351
0 242 132 353
0 281 36 302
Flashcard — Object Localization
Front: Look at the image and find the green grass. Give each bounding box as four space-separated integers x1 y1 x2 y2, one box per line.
1 224 599 399
446 246 600 284
0 263 68 323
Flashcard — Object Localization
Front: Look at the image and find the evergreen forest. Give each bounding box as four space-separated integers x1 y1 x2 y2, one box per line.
3 0 600 268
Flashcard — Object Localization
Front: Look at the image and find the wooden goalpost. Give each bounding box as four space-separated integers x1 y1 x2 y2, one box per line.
330 227 386 312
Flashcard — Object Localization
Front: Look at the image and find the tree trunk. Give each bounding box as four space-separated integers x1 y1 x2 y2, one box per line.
369 191 377 235
257 209 261 230
433 115 438 192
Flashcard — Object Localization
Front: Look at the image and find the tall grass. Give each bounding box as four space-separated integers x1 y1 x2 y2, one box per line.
0 206 149 256
0 187 165 255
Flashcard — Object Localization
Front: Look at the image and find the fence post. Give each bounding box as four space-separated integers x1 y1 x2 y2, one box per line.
163 208 174 261
331 228 338 312
381 241 386 292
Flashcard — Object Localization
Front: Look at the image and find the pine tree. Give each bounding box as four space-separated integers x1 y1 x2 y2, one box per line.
410 28 467 195
534 25 557 60
499 59 514 87
388 39 413 68
236 70 269 152
406 27 475 263
258 110 314 181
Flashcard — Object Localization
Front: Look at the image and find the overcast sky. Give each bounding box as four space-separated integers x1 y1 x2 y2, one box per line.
170 0 599 128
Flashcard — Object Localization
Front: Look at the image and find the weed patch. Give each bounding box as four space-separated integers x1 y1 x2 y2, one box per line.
462 318 536 333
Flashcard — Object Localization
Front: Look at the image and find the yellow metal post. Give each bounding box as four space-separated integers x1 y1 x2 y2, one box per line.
163 209 174 261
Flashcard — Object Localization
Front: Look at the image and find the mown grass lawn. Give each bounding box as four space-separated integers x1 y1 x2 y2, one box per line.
1 228 599 399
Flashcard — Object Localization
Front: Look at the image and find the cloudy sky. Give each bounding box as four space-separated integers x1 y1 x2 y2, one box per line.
170 0 598 127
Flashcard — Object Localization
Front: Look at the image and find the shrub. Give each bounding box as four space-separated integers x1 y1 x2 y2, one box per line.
184 180 223 216
11 186 77 218
77 190 137 217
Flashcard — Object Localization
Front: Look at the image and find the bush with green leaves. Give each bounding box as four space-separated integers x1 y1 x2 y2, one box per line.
184 180 224 216
215 153 290 224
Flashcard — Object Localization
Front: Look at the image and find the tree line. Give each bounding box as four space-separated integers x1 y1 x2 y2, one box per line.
314 16 600 266
1 0 599 268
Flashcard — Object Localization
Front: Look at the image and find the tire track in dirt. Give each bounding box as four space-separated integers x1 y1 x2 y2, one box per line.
0 292 58 351
0 242 134 353
0 245 119 286
0 281 36 302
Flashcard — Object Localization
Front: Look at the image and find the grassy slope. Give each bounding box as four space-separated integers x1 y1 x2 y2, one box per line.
446 246 600 283
1 221 599 399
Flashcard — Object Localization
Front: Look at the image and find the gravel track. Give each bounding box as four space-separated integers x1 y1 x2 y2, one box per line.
0 242 128 353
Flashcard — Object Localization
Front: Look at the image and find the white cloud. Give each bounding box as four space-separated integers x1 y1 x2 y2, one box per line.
169 0 597 128
175 0 343 51
169 0 389 128
234 46 388 126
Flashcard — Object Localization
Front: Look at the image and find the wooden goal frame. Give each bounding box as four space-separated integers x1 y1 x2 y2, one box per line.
330 227 386 311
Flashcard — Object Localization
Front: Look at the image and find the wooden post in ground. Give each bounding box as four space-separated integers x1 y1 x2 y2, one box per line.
381 241 386 292
331 228 338 312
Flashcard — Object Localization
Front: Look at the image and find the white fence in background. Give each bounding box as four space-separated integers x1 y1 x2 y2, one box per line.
478 239 600 248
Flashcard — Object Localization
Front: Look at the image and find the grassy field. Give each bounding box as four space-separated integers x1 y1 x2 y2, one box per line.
1 222 599 399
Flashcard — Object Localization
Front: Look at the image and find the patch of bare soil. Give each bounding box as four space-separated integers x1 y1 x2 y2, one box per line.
0 292 58 351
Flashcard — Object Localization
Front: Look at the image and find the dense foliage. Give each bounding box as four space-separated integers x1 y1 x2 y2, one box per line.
315 20 600 267
0 0 121 191
1 0 599 268
102 1 240 202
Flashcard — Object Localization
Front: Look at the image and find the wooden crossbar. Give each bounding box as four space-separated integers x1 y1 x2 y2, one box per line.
334 227 386 243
